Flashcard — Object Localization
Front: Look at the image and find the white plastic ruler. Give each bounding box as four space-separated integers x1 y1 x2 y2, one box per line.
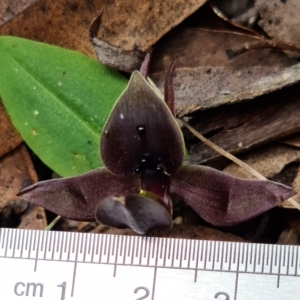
0 228 299 299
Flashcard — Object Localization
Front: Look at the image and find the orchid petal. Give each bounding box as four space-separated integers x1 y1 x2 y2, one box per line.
170 165 295 226
95 193 172 234
18 168 140 221
100 71 184 177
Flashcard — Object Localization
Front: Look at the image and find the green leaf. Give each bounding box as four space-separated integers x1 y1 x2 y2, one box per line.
0 36 128 177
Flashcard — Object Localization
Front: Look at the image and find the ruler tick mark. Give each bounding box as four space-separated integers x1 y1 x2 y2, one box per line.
194 240 200 282
71 232 80 297
113 235 119 277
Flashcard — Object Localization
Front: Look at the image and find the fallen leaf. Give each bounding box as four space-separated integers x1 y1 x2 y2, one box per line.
0 100 22 158
0 36 127 177
0 144 37 213
255 0 300 58
150 27 295 115
18 204 47 229
90 1 207 71
223 144 300 179
186 84 300 165
178 62 300 115
90 15 145 72
95 0 207 52
0 0 37 25
0 0 104 58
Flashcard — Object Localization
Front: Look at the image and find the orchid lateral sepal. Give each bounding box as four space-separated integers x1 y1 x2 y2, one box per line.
18 168 140 221
170 165 295 227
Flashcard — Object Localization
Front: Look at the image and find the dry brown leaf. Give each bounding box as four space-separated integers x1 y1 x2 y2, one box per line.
0 101 23 158
223 143 300 208
96 0 207 53
0 0 104 58
92 224 245 242
150 27 295 115
177 62 300 116
255 0 300 58
91 1 207 71
0 0 37 25
90 15 145 72
186 84 300 165
18 204 47 229
0 144 37 212
223 144 300 179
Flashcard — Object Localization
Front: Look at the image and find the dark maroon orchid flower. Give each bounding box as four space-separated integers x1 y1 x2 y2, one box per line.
18 60 295 234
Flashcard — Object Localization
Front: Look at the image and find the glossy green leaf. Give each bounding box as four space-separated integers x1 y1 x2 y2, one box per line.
0 36 128 177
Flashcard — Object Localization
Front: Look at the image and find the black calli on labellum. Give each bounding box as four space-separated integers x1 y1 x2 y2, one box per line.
18 55 295 234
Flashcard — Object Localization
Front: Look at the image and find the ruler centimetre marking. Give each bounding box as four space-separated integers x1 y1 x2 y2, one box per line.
1 228 300 299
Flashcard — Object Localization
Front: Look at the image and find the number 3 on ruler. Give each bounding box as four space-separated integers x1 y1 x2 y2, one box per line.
215 291 230 299
134 287 150 299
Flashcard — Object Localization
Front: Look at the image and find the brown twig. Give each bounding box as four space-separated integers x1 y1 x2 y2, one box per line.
226 40 300 59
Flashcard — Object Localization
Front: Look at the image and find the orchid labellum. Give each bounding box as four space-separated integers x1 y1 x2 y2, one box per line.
18 58 295 234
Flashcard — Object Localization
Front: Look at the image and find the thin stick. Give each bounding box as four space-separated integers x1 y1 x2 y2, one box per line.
226 40 300 59
45 215 61 231
178 118 300 211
